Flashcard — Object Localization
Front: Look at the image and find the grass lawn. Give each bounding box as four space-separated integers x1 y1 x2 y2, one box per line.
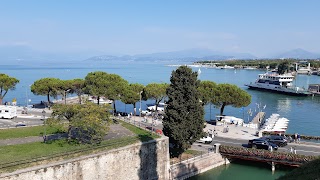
0 125 64 140
120 121 160 141
0 121 160 173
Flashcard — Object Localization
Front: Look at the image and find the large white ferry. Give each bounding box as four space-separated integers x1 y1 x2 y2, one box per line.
245 72 312 96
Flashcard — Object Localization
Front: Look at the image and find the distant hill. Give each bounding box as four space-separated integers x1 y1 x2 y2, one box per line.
275 48 320 59
85 48 257 62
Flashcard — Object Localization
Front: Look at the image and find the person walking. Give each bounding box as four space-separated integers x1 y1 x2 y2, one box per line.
290 147 293 153
297 133 301 143
294 133 298 143
269 145 273 152
293 147 297 154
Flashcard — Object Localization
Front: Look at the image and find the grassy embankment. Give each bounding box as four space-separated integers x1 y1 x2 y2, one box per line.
0 121 159 173
0 125 62 140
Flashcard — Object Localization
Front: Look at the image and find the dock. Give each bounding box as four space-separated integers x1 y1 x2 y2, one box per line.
251 112 265 128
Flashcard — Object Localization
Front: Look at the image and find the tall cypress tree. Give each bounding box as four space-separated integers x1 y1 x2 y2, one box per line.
163 66 205 157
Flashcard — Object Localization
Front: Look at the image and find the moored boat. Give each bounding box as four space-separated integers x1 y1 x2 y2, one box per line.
260 114 289 133
308 84 320 96
245 72 312 96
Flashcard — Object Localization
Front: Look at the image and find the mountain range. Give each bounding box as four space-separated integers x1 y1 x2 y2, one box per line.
0 45 319 64
85 48 320 62
274 48 320 59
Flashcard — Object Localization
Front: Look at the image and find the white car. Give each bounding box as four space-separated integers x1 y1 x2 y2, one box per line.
197 136 213 144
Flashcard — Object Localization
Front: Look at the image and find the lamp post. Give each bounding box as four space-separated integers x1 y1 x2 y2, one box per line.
139 91 143 127
26 86 28 107
64 89 71 105
139 91 143 118
42 110 47 143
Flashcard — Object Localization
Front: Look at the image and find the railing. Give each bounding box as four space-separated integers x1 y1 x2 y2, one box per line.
170 150 216 166
116 116 163 135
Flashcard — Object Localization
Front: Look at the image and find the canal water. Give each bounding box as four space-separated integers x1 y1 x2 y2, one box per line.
188 160 294 180
1 60 319 178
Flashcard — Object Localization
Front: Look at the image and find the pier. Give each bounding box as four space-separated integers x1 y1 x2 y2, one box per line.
251 111 265 127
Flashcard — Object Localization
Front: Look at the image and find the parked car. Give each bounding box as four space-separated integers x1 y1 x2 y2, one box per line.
248 138 278 150
141 110 152 116
15 123 26 127
116 111 128 117
262 135 288 147
197 136 213 144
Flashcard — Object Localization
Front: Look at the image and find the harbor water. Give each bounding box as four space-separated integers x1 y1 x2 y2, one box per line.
1 60 319 179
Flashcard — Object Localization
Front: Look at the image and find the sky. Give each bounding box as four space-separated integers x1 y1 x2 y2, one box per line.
1 0 320 57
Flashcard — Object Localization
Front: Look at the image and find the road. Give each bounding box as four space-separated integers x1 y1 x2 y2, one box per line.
4 112 318 157
191 136 320 156
123 116 320 157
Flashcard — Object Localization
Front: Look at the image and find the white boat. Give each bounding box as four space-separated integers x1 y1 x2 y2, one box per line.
308 84 320 96
219 65 234 69
244 66 257 70
260 114 289 133
245 72 312 96
147 102 166 112
216 115 244 125
88 96 113 104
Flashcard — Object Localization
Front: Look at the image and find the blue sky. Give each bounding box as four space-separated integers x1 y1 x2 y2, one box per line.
1 0 319 57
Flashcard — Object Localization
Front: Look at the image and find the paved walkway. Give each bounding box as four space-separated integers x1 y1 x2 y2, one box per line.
1 113 319 147
0 136 43 146
204 123 258 140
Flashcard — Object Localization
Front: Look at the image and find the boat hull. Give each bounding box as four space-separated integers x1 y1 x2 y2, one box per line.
245 84 312 96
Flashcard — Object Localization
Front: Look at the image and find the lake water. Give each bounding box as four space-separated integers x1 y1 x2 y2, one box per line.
1 60 319 179
2 61 319 136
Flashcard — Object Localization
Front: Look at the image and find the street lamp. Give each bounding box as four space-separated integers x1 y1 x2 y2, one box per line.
64 89 71 105
139 91 143 118
42 110 47 143
139 91 143 127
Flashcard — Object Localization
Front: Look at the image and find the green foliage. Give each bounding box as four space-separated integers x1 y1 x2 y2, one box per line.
121 83 144 115
0 74 19 105
120 121 160 141
69 78 85 104
144 83 169 111
195 59 320 70
220 145 317 163
163 66 205 157
31 77 61 103
277 158 320 180
50 103 111 144
277 60 290 75
198 80 217 106
84 71 128 112
212 84 251 116
84 71 110 101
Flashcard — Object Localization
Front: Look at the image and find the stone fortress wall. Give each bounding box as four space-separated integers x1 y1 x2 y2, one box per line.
0 136 170 180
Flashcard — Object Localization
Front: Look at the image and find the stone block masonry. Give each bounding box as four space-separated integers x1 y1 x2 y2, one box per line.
170 153 226 180
0 136 170 180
